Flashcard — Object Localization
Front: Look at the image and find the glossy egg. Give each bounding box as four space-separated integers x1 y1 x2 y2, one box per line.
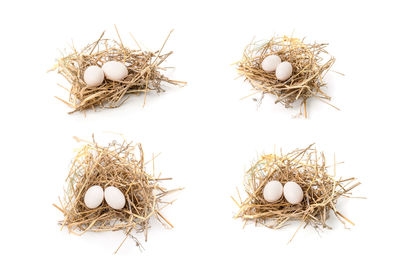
283 182 304 204
104 186 126 210
263 180 283 202
102 61 128 81
275 61 293 81
83 66 104 87
261 55 281 72
84 185 104 209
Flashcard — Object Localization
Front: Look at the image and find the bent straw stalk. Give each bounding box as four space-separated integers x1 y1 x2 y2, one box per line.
53 136 180 253
236 36 338 117
233 144 360 240
50 28 185 113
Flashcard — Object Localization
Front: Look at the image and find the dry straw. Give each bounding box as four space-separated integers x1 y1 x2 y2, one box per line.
236 36 338 117
50 26 185 113
232 144 361 241
53 136 180 253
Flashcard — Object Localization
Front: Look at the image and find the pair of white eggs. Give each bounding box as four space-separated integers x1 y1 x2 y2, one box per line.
84 185 126 210
261 55 293 81
263 181 304 204
83 61 129 87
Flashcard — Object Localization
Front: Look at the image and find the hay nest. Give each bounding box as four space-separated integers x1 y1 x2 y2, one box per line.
236 36 337 117
53 136 179 253
50 28 185 113
233 144 360 240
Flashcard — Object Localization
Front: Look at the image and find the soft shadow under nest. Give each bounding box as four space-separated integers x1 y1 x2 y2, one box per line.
53 136 179 253
233 144 361 241
50 29 185 113
236 36 339 117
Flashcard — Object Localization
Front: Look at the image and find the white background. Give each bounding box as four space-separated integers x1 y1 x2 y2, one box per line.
1 0 399 265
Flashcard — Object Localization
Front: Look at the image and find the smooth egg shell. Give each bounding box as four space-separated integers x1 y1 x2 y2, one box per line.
83 66 104 87
283 182 304 204
84 185 104 209
102 61 128 81
263 180 283 202
275 61 293 81
261 55 281 72
104 186 126 210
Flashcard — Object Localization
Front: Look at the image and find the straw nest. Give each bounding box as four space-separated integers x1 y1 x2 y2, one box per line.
233 144 360 240
50 28 185 113
53 136 179 253
236 36 337 117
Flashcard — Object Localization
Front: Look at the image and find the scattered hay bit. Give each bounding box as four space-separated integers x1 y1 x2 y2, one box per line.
53 136 180 253
50 27 185 114
233 144 361 240
236 36 338 117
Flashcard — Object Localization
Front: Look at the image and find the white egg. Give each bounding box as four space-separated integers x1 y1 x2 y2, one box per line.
83 66 104 87
263 180 283 202
104 186 126 210
261 55 282 72
283 182 304 204
102 61 128 81
275 61 293 81
84 185 104 209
